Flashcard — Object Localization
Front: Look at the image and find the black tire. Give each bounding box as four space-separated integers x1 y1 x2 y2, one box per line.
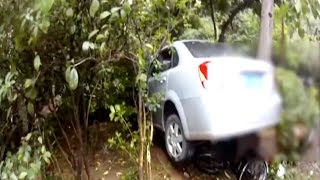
238 159 268 180
195 151 225 174
164 114 194 163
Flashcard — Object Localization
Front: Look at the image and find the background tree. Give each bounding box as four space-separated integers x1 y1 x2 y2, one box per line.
0 0 319 179
257 0 274 61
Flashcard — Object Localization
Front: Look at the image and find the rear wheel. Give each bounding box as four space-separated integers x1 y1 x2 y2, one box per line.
238 159 268 180
195 151 225 174
165 114 194 163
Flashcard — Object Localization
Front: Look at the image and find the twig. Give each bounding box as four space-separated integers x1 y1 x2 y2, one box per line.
209 0 217 40
52 133 74 174
218 0 255 42
74 57 97 67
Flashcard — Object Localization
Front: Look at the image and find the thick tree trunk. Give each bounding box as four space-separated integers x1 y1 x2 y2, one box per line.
257 0 275 162
257 0 274 61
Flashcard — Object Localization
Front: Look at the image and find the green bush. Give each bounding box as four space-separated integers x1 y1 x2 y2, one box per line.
275 67 320 161
0 132 51 180
179 16 216 40
298 43 320 87
269 160 317 180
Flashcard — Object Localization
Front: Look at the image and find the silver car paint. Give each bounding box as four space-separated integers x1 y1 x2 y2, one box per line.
148 40 282 141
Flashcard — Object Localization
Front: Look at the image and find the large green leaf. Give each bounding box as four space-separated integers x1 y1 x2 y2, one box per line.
18 172 27 179
122 2 131 14
65 66 71 83
66 67 79 90
100 11 111 20
66 8 74 17
294 0 302 13
88 29 99 39
26 87 37 100
82 41 95 51
111 7 121 13
99 42 106 55
279 3 289 18
34 55 41 71
90 0 100 17
35 0 54 13
24 79 33 89
27 102 34 115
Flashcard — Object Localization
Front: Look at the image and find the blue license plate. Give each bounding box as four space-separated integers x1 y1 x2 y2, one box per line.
242 72 263 89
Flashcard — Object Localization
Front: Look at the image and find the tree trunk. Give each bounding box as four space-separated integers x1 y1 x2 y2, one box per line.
73 96 83 180
138 91 144 180
256 0 275 162
257 0 274 61
209 0 217 41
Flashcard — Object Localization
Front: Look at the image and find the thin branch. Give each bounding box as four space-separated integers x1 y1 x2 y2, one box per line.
52 134 74 175
74 57 97 67
209 0 217 40
85 81 99 128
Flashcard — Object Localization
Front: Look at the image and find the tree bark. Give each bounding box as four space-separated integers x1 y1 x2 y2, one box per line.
256 0 275 162
73 95 83 180
138 91 144 180
257 0 274 61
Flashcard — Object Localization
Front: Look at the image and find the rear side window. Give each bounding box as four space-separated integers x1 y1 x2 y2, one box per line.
183 41 248 58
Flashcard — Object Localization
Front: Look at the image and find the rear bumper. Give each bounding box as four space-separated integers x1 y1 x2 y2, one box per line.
181 94 282 141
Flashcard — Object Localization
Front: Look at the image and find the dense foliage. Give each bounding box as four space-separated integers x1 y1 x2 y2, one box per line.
275 67 320 161
0 0 319 179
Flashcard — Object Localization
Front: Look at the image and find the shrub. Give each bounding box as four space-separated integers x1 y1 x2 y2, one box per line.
0 132 51 180
275 67 320 161
269 160 317 180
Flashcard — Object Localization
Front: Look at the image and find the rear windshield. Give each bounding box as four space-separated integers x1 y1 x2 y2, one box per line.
183 41 250 58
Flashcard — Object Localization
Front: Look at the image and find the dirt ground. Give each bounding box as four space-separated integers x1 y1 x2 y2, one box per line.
50 122 320 180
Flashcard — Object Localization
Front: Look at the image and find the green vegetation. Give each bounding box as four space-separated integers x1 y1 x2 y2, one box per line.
0 0 319 179
275 67 320 161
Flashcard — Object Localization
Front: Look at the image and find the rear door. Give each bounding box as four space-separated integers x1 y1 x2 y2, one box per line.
147 47 174 129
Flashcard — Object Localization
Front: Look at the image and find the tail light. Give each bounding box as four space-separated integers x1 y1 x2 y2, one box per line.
198 61 210 88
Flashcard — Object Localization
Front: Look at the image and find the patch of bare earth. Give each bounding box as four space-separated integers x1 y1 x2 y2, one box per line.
50 122 236 179
50 122 320 179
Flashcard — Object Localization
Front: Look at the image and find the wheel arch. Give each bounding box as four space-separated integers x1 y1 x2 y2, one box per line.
163 90 190 139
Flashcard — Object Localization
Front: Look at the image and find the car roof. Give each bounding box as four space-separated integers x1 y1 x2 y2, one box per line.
160 39 212 49
172 39 232 48
175 39 211 43
173 39 211 46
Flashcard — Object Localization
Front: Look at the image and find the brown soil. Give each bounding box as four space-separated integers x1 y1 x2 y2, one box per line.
49 122 320 180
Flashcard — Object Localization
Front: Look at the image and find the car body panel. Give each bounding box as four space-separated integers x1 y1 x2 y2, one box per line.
164 90 191 139
147 71 169 129
148 40 282 142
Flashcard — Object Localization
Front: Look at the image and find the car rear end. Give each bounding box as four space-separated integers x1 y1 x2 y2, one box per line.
179 41 282 141
196 57 282 140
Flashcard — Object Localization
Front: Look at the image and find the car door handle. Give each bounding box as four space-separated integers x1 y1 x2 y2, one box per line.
160 77 167 83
